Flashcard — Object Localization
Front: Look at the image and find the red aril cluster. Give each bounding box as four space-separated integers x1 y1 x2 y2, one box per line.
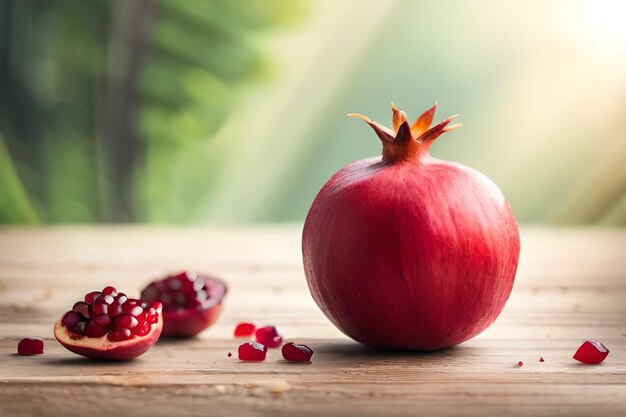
17 337 44 355
54 286 163 360
141 271 227 337
60 286 160 341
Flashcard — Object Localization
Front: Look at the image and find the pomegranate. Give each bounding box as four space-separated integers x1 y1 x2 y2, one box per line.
53 286 162 360
238 341 267 361
141 271 227 337
17 337 44 355
302 102 520 350
255 325 283 348
573 340 609 364
281 342 313 362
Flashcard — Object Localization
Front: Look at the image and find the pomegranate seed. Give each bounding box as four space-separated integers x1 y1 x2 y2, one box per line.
17 337 44 355
94 314 111 328
135 323 151 336
108 301 123 317
122 303 143 316
573 340 609 364
84 291 102 304
227 352 232 357
102 286 117 296
101 294 114 305
92 303 108 315
193 277 205 292
517 361 523 367
85 322 108 338
116 294 128 304
539 357 545 362
61 311 82 328
255 326 283 348
234 322 256 337
72 302 90 319
238 341 267 361
117 315 139 329
71 321 86 335
108 328 132 341
168 278 183 290
281 342 313 362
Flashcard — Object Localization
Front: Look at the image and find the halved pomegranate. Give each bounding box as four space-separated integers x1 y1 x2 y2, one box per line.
141 271 227 337
53 286 163 360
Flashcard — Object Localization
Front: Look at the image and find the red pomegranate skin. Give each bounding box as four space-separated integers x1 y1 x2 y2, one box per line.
302 103 520 351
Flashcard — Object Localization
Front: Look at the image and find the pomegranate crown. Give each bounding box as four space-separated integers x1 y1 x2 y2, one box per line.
348 102 461 162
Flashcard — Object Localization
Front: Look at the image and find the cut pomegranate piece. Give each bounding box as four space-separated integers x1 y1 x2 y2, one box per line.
17 337 44 355
238 341 267 361
53 287 162 360
281 342 313 362
573 339 609 364
141 271 227 337
255 325 283 348
234 322 256 337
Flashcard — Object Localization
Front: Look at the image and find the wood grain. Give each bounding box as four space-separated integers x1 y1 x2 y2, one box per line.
0 226 625 416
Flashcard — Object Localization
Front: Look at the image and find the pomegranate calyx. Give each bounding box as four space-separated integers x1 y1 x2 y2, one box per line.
349 102 462 163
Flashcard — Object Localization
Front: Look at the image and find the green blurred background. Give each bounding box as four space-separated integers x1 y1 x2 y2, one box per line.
1 0 624 225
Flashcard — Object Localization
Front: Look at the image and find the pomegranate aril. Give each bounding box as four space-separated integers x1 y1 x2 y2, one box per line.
117 315 139 329
94 314 111 328
84 291 102 304
141 286 158 301
71 321 86 335
108 301 123 317
227 352 232 357
135 323 151 336
234 322 256 337
101 294 114 305
238 341 267 361
73 302 91 319
173 292 186 306
102 286 117 296
255 326 283 348
108 327 132 341
85 322 108 338
122 303 143 316
573 339 609 364
281 342 314 362
540 357 545 362
193 277 205 292
517 361 523 367
92 303 108 316
17 337 44 355
62 311 82 328
116 294 128 304
168 278 183 290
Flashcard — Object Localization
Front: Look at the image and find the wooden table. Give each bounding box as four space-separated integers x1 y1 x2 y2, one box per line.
0 226 624 416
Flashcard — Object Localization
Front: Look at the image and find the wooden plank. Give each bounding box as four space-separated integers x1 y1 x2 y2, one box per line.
0 226 625 416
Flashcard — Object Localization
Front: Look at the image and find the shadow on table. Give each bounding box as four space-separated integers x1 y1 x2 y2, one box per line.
313 341 464 360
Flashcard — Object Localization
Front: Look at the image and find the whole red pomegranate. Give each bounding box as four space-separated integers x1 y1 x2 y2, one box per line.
302 102 520 350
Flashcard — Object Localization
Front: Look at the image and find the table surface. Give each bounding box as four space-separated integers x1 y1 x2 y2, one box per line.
0 226 624 417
